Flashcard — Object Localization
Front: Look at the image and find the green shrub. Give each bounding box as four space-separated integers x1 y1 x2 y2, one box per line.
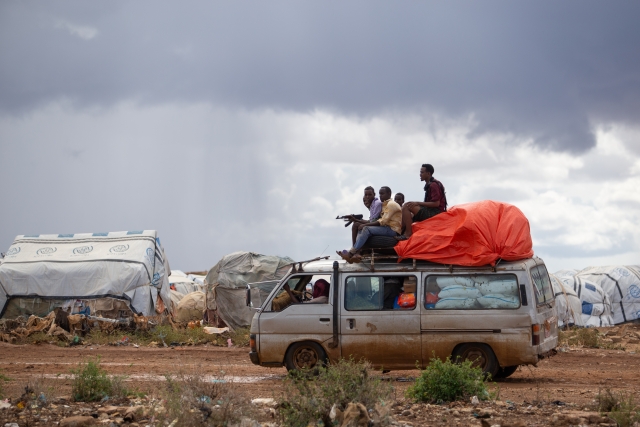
70 356 128 402
406 356 489 403
280 358 392 427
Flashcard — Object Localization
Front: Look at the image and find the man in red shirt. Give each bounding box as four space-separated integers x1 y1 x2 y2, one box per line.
398 164 447 239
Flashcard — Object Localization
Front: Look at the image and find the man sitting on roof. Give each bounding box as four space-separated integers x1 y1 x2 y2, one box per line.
345 186 383 245
398 164 447 240
337 186 402 263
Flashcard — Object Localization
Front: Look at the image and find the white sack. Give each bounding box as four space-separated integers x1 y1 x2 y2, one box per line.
435 297 478 309
438 286 482 299
477 294 519 309
435 276 475 289
477 280 518 296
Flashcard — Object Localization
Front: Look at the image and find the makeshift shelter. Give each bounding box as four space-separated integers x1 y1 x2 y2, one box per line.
175 291 206 323
395 200 533 266
205 251 294 330
551 273 612 327
0 230 171 319
574 266 640 324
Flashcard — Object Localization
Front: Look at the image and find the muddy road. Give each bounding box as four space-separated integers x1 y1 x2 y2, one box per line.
1 341 639 406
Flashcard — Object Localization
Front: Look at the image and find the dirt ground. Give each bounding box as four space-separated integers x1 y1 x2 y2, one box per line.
1 327 639 426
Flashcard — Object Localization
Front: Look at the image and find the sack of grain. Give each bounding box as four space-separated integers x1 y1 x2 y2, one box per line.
477 280 518 296
438 285 482 299
477 294 519 309
435 297 479 309
435 276 475 289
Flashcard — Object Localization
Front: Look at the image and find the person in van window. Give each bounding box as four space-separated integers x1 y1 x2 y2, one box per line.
337 186 402 263
397 164 447 240
283 279 330 304
345 186 383 245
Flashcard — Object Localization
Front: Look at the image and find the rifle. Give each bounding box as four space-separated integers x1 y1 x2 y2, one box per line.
336 214 364 227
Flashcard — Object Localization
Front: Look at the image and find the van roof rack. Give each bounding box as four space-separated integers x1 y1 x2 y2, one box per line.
290 256 331 273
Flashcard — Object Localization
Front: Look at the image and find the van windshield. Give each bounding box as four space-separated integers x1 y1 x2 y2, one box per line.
531 264 554 305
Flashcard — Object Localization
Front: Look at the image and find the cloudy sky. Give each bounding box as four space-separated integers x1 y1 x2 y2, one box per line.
1 1 639 273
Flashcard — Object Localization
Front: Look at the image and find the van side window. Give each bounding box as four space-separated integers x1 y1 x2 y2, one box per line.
530 265 554 305
344 276 417 311
269 274 331 312
424 274 520 310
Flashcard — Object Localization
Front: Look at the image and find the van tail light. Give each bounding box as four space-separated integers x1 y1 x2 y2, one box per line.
532 324 541 346
250 334 257 351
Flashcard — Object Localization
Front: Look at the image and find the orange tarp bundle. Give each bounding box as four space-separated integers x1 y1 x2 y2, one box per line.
395 200 533 266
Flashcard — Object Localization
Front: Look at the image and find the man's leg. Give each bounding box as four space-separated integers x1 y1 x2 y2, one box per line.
351 226 373 254
352 222 366 245
351 226 397 254
400 205 421 238
351 222 359 245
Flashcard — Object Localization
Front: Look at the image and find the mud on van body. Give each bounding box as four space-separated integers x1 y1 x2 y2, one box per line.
247 256 557 378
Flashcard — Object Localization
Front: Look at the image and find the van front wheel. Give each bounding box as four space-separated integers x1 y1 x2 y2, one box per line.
285 341 328 372
452 343 499 378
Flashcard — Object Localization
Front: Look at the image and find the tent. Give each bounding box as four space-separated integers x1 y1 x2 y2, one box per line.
551 273 613 328
205 251 294 330
0 230 171 318
574 266 640 324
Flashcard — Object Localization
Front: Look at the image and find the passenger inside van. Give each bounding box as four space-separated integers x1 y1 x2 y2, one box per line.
283 279 330 304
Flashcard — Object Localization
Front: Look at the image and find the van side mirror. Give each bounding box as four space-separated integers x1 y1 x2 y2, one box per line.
246 284 252 307
520 284 528 306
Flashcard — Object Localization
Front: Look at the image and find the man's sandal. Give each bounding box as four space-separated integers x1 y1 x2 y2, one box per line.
336 250 354 263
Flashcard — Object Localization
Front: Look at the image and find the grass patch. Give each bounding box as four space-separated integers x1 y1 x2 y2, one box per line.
406 356 490 403
559 327 625 350
70 356 129 402
280 358 392 427
83 325 250 347
155 369 246 426
596 389 640 427
0 370 10 399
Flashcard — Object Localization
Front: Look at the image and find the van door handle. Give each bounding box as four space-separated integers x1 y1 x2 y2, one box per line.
347 319 355 329
319 318 330 322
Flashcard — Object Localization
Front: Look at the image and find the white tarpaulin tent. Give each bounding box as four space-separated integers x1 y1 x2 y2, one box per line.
574 266 640 324
0 230 171 318
205 251 294 330
551 272 613 327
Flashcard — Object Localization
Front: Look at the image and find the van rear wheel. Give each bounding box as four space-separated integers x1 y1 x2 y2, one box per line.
452 343 499 378
494 365 518 380
285 341 327 372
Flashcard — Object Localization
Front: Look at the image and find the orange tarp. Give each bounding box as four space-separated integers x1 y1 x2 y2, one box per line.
395 200 533 266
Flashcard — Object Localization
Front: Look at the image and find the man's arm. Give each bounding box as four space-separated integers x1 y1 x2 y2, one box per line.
283 283 300 304
403 201 439 210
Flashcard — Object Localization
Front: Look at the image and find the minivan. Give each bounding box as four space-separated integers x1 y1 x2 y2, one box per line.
247 256 557 378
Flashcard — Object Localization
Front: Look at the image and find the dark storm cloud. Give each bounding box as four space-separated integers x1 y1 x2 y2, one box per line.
1 1 640 151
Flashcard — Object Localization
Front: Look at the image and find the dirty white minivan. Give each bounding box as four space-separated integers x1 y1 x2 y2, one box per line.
247 256 557 378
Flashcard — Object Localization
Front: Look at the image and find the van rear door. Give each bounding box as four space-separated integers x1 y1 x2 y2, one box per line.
529 263 558 353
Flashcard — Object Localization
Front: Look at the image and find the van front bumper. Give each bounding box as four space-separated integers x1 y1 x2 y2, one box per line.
249 351 260 365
